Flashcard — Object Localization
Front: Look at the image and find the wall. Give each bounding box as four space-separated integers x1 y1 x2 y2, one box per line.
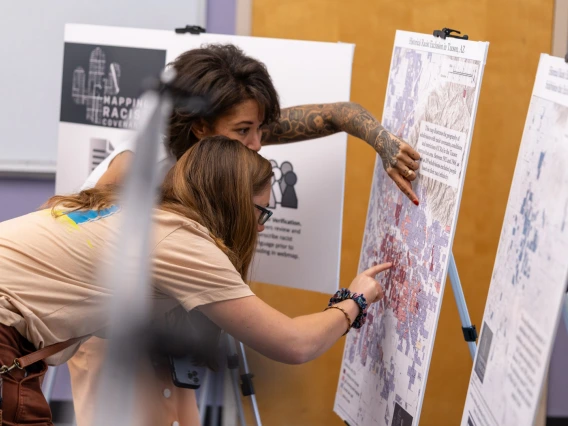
248 1 555 425
0 178 55 221
207 0 237 34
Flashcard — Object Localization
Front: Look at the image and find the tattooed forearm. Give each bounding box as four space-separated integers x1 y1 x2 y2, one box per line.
262 102 403 172
262 102 388 149
262 104 336 143
262 102 420 202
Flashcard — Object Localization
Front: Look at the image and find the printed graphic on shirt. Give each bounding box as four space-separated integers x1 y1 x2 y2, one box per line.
66 205 120 225
51 206 120 248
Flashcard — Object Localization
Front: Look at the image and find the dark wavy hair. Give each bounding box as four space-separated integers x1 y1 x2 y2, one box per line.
167 44 281 159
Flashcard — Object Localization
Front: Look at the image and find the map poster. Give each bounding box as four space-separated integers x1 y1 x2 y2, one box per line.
460 54 568 426
334 31 489 426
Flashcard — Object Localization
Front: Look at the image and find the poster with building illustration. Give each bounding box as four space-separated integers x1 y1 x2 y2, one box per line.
56 24 355 293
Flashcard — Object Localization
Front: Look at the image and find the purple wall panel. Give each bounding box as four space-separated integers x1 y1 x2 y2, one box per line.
0 178 55 222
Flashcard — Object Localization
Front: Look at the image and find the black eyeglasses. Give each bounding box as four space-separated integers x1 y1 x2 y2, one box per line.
254 204 273 225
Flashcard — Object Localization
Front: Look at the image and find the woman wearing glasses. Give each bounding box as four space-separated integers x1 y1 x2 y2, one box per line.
65 42 417 426
0 136 390 425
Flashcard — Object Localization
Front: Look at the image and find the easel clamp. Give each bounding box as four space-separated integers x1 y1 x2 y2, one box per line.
462 325 478 342
175 25 206 34
227 350 256 397
433 27 469 40
241 373 255 396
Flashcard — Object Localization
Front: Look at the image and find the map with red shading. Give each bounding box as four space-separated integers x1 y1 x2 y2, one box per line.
334 31 488 426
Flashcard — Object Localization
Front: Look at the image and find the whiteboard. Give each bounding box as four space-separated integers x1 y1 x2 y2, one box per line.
0 0 206 175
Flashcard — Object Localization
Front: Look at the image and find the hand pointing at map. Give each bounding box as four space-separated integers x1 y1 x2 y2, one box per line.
374 129 421 206
349 262 392 303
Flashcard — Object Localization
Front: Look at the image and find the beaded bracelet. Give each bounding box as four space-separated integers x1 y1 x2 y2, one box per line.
328 288 368 329
325 305 352 335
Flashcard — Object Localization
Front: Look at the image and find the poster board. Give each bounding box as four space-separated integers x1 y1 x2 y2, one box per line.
334 30 489 425
56 24 355 293
460 53 568 426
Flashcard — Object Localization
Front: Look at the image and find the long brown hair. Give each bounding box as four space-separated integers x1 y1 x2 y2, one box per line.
160 135 273 278
44 186 117 214
44 135 273 280
45 136 272 366
167 44 280 159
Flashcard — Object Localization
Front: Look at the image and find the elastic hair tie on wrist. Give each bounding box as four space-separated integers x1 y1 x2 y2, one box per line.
328 288 368 329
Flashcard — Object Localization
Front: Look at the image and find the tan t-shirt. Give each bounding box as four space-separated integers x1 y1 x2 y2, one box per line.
0 207 254 364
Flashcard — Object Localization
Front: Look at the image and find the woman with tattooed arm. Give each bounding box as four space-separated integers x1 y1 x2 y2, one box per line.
70 44 421 425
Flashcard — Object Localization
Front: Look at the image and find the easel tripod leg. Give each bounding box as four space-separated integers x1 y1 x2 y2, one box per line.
236 340 262 426
198 369 212 425
448 252 477 361
210 372 222 426
226 334 248 426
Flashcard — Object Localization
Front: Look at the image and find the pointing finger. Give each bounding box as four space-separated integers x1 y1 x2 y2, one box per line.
390 171 419 205
363 262 392 277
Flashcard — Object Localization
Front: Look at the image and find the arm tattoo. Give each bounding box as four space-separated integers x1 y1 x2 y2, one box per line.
375 129 401 171
262 102 400 170
261 104 337 144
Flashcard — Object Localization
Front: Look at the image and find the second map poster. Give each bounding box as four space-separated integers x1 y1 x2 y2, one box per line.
334 31 489 426
461 53 568 426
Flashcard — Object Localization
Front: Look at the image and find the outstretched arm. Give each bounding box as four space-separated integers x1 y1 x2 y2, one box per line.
198 263 391 364
262 103 421 204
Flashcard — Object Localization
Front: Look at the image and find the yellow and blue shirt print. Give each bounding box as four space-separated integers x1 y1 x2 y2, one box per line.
65 206 120 225
52 206 120 248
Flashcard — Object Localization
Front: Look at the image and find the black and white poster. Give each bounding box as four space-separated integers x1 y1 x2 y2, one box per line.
56 24 355 294
56 42 166 194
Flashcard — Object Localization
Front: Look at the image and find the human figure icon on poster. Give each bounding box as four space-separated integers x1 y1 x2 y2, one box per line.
282 168 298 208
269 160 282 208
269 160 298 209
